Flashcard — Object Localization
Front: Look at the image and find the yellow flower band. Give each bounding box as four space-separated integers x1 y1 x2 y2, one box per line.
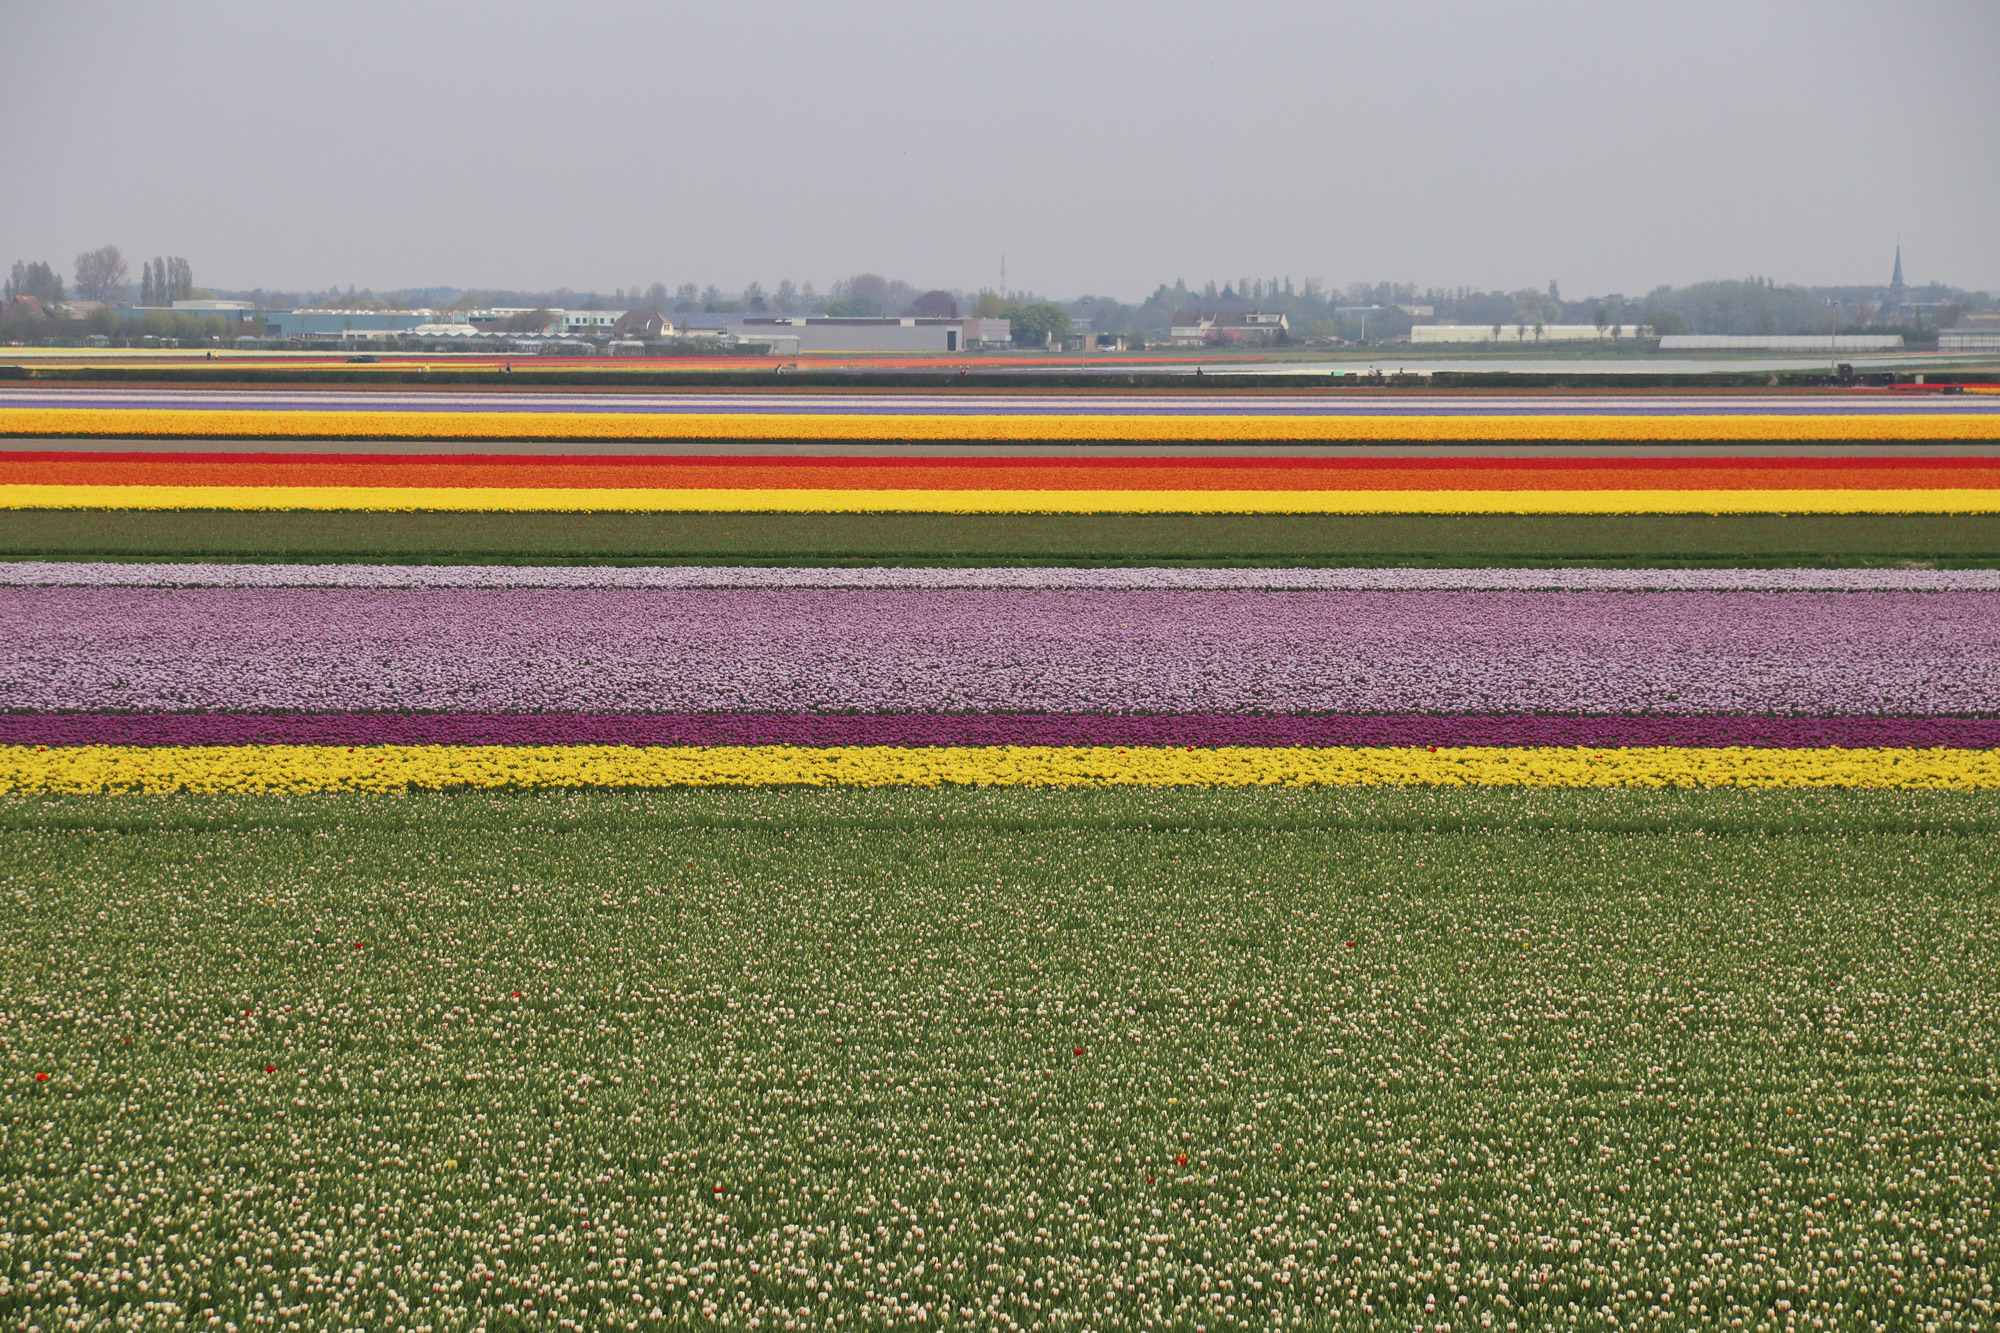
3 408 1999 443
3 745 1995 793
4 484 1997 514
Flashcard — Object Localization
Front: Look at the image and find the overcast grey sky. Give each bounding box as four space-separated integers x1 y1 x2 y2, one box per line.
4 0 1996 301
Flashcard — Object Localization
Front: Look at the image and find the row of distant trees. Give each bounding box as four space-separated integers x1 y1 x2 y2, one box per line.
1122 274 1991 340
578 271 1992 341
0 299 244 343
140 256 196 306
23 254 1966 342
3 246 196 307
4 261 65 304
618 275 886 317
592 273 1060 322
475 286 1070 348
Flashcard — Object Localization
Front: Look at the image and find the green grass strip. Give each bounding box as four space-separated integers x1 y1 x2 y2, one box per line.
5 786 1995 1328
4 508 1999 564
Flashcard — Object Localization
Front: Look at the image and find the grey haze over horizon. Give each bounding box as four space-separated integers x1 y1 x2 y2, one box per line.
4 0 1996 304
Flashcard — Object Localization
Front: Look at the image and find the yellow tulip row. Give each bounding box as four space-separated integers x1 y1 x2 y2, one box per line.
4 484 1997 513
3 744 1996 793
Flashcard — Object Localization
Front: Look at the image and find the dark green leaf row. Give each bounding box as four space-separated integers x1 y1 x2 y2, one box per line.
4 510 1999 566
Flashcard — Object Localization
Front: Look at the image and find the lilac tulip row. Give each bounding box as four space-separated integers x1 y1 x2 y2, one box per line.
5 561 1999 592
5 587 1995 717
5 711 1996 749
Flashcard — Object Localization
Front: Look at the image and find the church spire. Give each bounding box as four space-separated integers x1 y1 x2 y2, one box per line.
1890 243 1904 291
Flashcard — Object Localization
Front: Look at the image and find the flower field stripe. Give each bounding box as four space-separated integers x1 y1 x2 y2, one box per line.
12 561 1999 591
6 406 2000 443
8 451 2000 492
9 483 2000 513
3 743 1997 791
7 712 1997 749
11 387 1999 415
12 587 1992 715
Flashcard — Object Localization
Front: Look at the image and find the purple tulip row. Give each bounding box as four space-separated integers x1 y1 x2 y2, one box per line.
5 711 1996 749
5 587 1996 718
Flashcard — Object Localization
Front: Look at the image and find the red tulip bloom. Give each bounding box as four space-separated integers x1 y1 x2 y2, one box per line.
1176 1154 1187 1165
1073 1048 1084 1056
264 1065 276 1073
35 1072 49 1082
352 942 364 950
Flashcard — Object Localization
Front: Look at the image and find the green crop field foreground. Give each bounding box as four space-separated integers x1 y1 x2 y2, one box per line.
2 787 1994 1332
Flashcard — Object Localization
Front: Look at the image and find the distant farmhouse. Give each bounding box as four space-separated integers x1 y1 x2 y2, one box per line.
1169 311 1289 346
611 308 673 339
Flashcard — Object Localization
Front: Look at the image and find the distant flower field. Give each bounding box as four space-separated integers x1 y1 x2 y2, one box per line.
6 390 1998 1331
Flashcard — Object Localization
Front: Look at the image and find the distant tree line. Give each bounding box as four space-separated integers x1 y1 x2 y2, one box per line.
71 246 130 302
4 261 64 304
96 257 1995 346
4 247 208 310
140 257 196 306
1107 272 1993 341
6 248 134 305
0 247 249 342
0 300 239 344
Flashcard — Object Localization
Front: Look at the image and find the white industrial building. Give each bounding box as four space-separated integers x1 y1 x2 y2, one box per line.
270 305 1013 352
1656 334 1904 351
1411 324 1651 343
731 316 978 353
466 308 627 334
1941 330 2000 352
